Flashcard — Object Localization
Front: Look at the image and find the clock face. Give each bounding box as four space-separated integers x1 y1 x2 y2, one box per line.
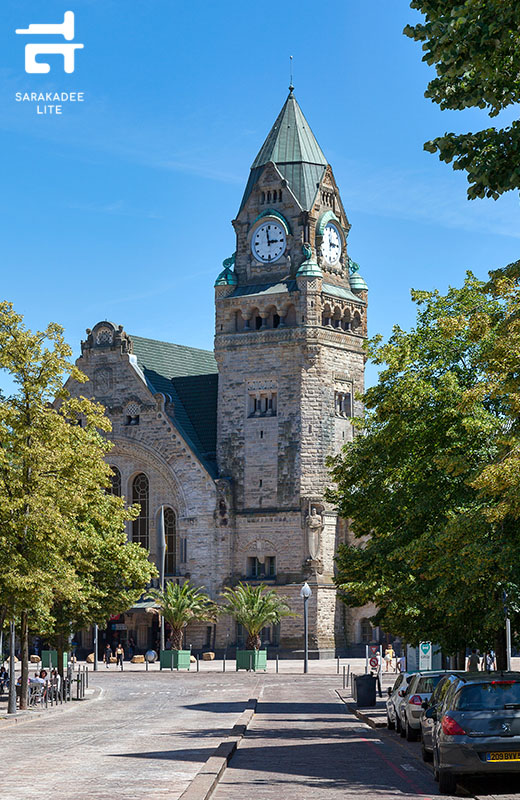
321 222 342 265
252 221 286 263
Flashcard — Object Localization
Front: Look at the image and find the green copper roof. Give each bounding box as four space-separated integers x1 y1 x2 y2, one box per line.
239 91 328 213
322 283 366 304
130 335 218 475
251 91 327 168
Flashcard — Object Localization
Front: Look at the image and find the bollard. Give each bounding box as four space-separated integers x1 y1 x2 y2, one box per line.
343 665 346 689
337 656 340 675
76 675 80 701
223 654 225 673
86 665 88 688
347 664 350 685
249 654 252 672
45 680 48 708
196 655 199 672
276 654 279 674
146 657 149 672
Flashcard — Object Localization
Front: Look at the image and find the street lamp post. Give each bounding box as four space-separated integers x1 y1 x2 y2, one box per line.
8 619 16 714
300 582 312 674
157 506 166 653
93 623 98 672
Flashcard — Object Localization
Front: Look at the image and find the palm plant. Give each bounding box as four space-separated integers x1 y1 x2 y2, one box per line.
220 583 295 650
148 581 217 650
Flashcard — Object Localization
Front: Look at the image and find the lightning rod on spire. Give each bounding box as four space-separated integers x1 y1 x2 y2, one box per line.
289 55 294 93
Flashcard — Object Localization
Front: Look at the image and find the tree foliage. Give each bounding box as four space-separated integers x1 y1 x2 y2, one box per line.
327 271 520 660
220 583 294 651
404 1 520 198
148 581 217 650
0 303 155 699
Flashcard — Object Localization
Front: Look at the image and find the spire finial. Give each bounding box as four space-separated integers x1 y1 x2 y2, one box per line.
289 55 294 94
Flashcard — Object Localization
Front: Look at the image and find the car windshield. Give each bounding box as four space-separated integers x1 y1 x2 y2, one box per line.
457 682 520 711
417 675 443 694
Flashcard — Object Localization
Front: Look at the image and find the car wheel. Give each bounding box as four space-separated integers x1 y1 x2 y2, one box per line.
395 715 401 734
399 715 406 737
406 719 417 742
421 740 432 762
387 712 395 730
438 769 457 795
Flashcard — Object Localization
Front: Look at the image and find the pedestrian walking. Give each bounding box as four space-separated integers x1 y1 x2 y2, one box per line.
466 649 480 671
116 643 124 669
104 644 112 669
384 644 394 672
485 651 496 671
398 653 406 673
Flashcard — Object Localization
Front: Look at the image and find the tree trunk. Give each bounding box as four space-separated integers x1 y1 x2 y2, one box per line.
56 634 65 679
170 629 183 651
19 611 29 710
246 632 261 651
456 649 466 670
495 628 507 670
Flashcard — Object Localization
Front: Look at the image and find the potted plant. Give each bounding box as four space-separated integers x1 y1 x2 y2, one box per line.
220 583 294 671
148 581 217 670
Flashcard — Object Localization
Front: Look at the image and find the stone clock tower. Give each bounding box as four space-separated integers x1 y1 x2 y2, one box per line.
214 88 369 655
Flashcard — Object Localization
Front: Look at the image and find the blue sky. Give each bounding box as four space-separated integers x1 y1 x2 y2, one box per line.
1 0 518 389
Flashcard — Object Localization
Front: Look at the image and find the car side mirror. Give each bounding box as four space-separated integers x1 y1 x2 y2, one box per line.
387 687 392 696
398 689 406 697
424 707 437 720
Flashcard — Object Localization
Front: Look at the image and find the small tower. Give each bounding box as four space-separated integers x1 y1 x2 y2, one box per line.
214 89 368 655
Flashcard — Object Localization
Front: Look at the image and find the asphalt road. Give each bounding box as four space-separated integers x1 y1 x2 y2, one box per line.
0 670 259 800
2 669 520 800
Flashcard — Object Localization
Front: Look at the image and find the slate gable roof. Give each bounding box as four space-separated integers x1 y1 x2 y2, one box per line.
130 335 218 476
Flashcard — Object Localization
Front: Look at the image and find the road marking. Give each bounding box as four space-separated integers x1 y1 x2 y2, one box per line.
400 763 417 771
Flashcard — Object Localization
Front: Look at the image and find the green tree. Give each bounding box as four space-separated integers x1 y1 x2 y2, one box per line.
327 274 520 664
148 581 217 651
404 1 520 199
220 583 294 650
0 303 154 705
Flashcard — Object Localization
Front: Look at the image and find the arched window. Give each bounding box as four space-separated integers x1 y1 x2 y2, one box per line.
360 618 374 644
132 473 149 549
164 507 177 575
108 466 121 497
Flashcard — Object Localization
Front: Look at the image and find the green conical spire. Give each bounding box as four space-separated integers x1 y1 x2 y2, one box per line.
239 90 328 213
251 89 327 169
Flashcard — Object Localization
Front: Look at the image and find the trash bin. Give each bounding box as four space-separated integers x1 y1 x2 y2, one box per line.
354 673 377 707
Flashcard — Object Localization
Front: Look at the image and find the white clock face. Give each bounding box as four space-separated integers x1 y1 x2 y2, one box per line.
252 221 286 263
321 222 342 265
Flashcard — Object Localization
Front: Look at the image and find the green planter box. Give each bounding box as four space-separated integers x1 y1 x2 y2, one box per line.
41 650 68 670
160 649 191 670
236 649 267 671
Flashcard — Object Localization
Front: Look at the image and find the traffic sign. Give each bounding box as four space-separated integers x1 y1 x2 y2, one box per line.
369 656 378 668
369 645 379 655
419 641 432 670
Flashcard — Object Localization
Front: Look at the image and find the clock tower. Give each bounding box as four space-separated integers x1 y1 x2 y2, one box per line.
214 88 368 655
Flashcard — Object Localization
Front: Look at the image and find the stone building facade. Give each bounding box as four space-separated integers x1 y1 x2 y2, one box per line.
71 90 374 656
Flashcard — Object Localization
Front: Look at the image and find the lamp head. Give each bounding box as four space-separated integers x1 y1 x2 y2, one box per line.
300 582 312 599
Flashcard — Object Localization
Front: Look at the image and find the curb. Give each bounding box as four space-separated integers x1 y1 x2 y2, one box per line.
179 696 257 800
0 685 102 727
335 690 387 729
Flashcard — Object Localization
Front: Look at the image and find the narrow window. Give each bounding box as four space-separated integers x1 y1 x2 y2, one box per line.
266 556 276 577
180 538 187 563
273 313 280 328
164 507 177 575
205 626 212 647
107 466 121 497
255 316 262 330
132 473 149 549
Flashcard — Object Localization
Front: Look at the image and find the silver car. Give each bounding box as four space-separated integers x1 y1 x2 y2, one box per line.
385 672 415 732
400 671 458 742
430 671 520 794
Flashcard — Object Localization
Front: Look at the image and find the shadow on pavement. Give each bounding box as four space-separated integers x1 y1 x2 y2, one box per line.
109 746 214 762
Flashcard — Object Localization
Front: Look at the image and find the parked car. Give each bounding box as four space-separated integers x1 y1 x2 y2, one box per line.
400 671 459 742
386 672 415 732
420 673 462 761
429 671 520 794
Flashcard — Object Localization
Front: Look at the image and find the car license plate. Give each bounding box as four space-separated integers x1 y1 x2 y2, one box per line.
486 752 520 762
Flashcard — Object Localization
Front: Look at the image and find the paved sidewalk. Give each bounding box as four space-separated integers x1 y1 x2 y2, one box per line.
213 676 443 799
